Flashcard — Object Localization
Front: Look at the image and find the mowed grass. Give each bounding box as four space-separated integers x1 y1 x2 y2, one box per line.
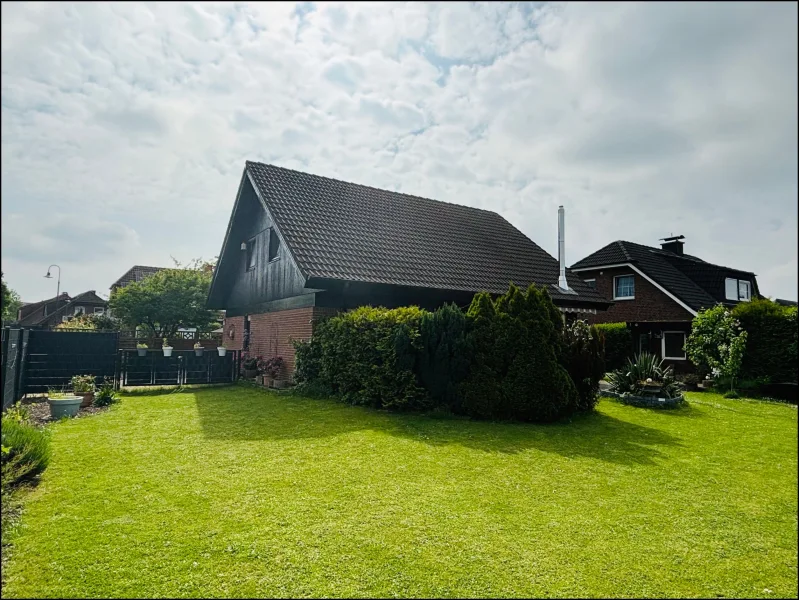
2 387 797 598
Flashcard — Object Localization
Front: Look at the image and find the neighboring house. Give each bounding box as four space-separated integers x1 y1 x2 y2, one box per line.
570 235 760 372
109 265 168 295
207 161 611 374
775 298 798 307
17 291 108 328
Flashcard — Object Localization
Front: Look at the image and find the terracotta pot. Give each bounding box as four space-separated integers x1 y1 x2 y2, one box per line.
79 392 94 408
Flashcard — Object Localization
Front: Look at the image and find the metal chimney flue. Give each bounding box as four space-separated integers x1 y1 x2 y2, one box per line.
558 205 568 290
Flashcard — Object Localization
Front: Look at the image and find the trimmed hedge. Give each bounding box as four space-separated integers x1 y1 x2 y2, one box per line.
731 299 798 384
295 284 604 422
593 322 632 371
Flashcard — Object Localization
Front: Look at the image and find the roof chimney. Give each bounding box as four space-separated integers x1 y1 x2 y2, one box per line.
558 205 568 290
660 235 685 256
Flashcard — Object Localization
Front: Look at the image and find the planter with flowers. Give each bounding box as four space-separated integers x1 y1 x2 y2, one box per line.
217 342 227 357
242 355 259 379
259 356 284 388
162 337 173 357
193 342 204 357
136 343 148 357
71 374 96 408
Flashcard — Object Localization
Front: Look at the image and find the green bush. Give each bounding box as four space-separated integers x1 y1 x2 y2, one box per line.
593 323 632 371
732 299 798 384
1 417 51 488
418 303 470 412
313 306 429 411
460 284 578 422
563 320 605 412
93 378 119 407
606 352 681 399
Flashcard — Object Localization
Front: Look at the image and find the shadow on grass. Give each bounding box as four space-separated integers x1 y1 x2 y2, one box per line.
192 386 682 466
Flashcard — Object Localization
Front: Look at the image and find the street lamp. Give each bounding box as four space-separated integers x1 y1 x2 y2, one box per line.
44 264 61 303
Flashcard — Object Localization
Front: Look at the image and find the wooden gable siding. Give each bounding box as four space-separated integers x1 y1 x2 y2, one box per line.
213 175 310 310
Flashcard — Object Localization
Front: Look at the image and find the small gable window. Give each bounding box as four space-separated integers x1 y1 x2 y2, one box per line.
613 275 635 300
246 237 257 271
725 278 751 302
268 227 280 262
584 279 596 289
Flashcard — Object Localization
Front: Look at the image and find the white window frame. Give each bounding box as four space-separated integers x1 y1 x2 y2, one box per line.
93 307 105 314
62 316 71 323
662 331 687 360
74 306 86 316
738 280 751 302
584 278 596 289
726 277 752 302
613 275 635 300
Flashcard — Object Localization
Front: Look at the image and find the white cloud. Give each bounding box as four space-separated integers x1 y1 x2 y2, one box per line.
1 1 796 303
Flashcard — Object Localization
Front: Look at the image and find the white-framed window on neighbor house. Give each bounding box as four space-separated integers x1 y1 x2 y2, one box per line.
613 275 635 300
74 306 86 316
662 331 687 360
725 278 752 302
94 307 105 314
62 316 71 323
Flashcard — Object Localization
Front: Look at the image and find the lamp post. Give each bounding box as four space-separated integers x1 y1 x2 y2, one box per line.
44 264 61 305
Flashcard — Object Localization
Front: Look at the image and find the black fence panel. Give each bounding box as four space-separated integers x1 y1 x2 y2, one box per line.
118 350 239 387
24 330 119 393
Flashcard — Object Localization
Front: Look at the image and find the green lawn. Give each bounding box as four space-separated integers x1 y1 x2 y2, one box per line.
3 386 797 598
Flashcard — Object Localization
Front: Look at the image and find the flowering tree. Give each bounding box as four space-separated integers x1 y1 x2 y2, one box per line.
685 304 748 392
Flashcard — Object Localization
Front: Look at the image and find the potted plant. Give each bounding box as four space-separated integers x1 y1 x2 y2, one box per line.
136 342 148 357
162 337 173 357
47 387 83 419
193 342 204 357
242 355 258 379
71 374 96 408
261 356 284 388
217 342 227 357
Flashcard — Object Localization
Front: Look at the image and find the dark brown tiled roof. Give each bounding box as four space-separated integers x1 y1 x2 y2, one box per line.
571 240 759 311
245 161 607 305
110 266 167 290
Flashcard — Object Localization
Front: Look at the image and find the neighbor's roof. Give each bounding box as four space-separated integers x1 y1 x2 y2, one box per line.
110 266 167 289
20 291 107 326
775 298 798 307
244 161 607 305
570 240 759 311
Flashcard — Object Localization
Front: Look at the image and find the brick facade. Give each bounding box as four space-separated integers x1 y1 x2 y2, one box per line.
579 267 694 325
222 307 340 378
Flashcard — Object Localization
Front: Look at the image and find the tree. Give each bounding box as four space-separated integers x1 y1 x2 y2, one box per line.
107 262 216 337
685 304 748 392
1 272 23 321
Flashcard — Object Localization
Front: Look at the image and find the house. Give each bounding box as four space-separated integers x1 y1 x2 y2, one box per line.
109 265 168 295
207 161 611 375
570 235 760 371
17 291 108 328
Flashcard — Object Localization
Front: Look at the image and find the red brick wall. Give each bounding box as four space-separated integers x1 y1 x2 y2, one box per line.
223 306 341 378
578 267 694 324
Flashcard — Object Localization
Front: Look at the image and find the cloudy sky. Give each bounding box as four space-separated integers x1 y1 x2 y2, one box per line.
2 1 797 303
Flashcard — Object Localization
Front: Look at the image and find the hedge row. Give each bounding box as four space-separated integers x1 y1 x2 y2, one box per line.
295 284 605 422
731 299 798 384
592 322 632 371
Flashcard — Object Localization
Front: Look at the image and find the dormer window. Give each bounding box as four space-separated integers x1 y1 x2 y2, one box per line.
725 278 751 302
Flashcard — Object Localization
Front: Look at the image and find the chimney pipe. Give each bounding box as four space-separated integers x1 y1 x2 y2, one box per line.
558 205 568 290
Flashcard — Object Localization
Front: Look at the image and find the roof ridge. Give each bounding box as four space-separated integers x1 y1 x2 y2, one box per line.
245 161 500 217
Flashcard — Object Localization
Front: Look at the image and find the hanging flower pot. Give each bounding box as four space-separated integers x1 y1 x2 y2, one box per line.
217 346 227 357
194 343 204 357
136 344 148 357
162 338 173 357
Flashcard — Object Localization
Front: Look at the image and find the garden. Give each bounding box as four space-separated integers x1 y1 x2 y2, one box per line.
1 385 797 598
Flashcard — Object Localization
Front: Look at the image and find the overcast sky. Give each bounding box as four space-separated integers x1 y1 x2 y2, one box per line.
2 1 797 303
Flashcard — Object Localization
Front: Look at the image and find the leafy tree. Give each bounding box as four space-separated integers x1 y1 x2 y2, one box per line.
685 304 748 392
1 272 23 321
108 262 216 337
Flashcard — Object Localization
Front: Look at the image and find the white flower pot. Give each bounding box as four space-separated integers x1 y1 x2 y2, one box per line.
217 347 227 356
194 348 204 357
163 347 173 357
137 348 147 357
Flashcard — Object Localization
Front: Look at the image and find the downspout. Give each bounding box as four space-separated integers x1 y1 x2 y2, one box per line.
558 205 569 290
